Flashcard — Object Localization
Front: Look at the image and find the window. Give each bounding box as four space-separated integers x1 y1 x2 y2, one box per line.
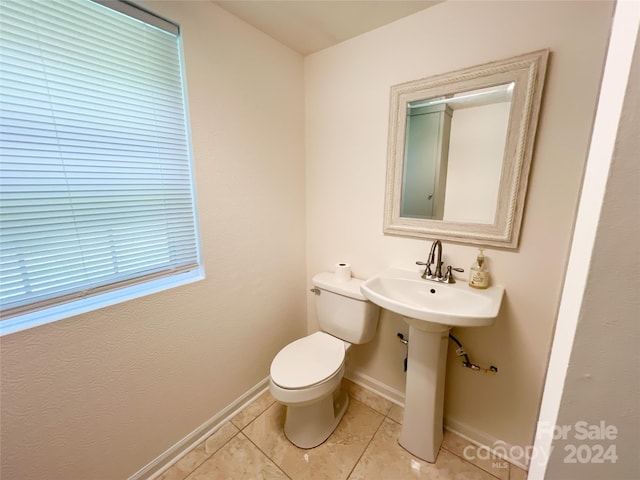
0 0 202 332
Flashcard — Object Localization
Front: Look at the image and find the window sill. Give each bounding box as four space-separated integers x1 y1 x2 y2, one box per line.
0 268 205 337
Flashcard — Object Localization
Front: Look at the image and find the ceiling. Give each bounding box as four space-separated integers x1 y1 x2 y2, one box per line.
214 1 441 56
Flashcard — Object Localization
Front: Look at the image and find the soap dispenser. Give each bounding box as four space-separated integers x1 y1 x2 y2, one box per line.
469 248 490 289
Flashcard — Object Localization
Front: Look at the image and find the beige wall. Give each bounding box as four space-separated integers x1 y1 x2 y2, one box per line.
304 0 614 458
0 2 306 479
546 28 639 480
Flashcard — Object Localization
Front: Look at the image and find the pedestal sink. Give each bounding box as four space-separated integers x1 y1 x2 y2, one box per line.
360 268 504 463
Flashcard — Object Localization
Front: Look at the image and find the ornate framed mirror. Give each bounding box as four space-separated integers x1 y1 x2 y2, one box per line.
384 50 549 248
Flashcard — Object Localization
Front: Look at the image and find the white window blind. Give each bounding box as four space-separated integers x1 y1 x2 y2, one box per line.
0 0 200 320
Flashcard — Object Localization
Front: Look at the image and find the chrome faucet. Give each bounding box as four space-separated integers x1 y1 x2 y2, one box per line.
428 239 443 278
416 239 464 283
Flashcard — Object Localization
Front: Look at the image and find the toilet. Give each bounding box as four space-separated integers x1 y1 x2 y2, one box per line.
269 272 380 449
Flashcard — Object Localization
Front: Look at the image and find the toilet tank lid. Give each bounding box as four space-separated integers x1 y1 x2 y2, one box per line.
312 272 367 301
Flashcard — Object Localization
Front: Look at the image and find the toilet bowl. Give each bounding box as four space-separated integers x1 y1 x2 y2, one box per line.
270 332 351 448
269 272 380 449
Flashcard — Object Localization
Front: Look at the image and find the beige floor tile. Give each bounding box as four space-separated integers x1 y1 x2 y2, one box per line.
510 464 528 480
349 418 497 480
243 397 384 480
231 389 277 430
158 422 239 480
185 433 288 480
387 404 404 424
441 430 510 479
157 384 524 480
342 379 393 416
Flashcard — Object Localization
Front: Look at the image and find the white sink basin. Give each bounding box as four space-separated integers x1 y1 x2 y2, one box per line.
360 268 504 328
360 267 505 462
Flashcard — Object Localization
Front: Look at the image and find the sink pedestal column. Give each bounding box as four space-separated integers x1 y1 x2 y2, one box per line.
399 320 450 463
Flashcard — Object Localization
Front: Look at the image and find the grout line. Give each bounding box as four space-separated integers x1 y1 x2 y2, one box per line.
239 431 294 480
234 400 294 479
158 426 241 480
140 379 271 480
173 386 517 480
344 399 389 480
440 441 505 480
178 429 242 480
230 393 277 431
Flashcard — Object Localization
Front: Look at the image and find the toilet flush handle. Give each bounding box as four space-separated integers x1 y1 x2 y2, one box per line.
310 287 321 295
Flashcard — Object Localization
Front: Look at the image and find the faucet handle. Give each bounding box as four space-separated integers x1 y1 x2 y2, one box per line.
416 260 433 279
443 266 464 283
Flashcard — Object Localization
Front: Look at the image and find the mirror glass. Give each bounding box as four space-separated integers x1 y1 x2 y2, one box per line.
401 83 513 223
384 50 548 248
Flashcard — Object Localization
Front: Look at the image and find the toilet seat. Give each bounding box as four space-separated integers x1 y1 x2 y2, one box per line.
270 332 345 390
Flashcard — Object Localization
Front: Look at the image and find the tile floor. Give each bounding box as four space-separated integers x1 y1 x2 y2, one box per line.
157 379 527 480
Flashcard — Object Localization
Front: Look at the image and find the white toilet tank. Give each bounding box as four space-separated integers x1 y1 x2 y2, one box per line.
312 272 380 344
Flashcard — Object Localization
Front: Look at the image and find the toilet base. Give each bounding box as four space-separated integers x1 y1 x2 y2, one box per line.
284 389 349 449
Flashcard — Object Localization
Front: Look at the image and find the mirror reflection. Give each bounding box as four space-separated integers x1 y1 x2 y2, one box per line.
401 83 514 223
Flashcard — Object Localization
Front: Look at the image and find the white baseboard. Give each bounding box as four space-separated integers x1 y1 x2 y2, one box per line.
345 367 528 471
344 368 406 406
444 417 529 470
129 377 270 480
